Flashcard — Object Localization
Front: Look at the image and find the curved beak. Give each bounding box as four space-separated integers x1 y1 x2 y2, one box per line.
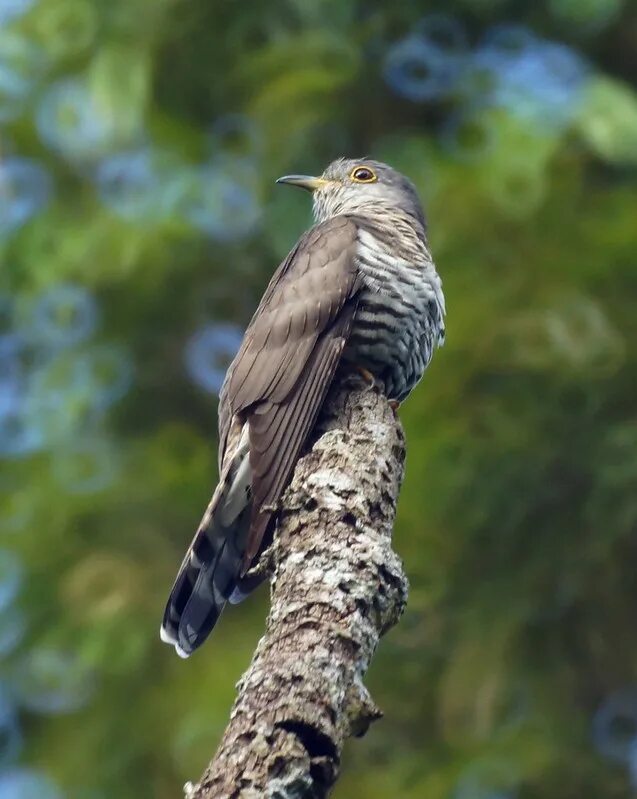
275 174 329 192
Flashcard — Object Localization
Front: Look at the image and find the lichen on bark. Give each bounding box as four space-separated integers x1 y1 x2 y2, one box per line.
190 375 409 799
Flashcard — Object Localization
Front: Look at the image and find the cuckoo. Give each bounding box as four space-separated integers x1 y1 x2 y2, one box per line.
161 158 445 657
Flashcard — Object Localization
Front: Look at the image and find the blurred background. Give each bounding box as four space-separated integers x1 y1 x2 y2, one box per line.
0 0 636 796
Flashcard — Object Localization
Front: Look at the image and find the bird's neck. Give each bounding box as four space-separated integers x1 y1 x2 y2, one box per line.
316 201 427 251
345 206 429 263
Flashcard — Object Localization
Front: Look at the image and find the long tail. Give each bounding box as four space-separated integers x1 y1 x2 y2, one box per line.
160 425 254 657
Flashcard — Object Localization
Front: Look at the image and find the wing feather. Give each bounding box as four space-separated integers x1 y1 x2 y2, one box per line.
244 324 351 567
216 215 362 570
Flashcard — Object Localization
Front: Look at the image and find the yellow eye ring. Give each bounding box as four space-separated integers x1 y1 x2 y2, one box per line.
350 166 377 183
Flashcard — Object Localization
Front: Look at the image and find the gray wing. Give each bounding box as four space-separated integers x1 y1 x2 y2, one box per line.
218 214 362 569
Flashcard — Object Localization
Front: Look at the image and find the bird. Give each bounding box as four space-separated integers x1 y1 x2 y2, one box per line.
160 158 445 658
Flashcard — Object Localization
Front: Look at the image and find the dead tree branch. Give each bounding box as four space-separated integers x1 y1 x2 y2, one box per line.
189 376 409 799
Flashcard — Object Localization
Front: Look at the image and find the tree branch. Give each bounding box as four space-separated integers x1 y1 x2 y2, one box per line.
188 375 409 799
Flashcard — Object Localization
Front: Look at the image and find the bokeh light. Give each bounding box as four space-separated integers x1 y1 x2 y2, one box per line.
0 683 22 766
51 437 119 494
0 0 35 25
28 284 98 349
184 323 244 395
454 27 590 131
77 345 134 408
95 147 181 222
14 648 95 715
384 32 462 103
593 688 637 764
36 76 117 162
0 30 43 123
0 159 53 237
0 336 22 415
173 162 262 242
0 608 27 657
30 0 96 60
0 406 43 458
209 114 263 162
0 768 63 799
0 550 22 613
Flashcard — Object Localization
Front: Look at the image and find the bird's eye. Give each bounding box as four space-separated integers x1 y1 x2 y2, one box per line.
350 166 377 183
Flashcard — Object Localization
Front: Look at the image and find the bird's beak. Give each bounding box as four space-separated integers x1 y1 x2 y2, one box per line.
275 174 329 192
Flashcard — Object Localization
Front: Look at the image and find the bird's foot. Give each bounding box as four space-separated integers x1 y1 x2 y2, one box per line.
350 367 397 412
353 365 378 389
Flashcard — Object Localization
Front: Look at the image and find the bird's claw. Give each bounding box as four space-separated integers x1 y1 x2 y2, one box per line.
353 365 377 388
352 367 399 415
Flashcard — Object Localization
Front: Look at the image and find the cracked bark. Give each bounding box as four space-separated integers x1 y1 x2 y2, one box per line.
188 374 409 799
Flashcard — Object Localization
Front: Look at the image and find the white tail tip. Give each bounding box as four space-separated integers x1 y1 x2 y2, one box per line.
159 624 176 645
175 643 190 659
160 625 191 658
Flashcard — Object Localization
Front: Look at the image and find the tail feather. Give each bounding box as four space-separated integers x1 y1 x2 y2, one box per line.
228 569 267 605
160 424 254 657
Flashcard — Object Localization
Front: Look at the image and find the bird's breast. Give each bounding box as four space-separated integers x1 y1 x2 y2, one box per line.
345 227 445 401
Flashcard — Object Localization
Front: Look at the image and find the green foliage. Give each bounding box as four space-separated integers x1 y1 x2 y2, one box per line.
0 0 636 796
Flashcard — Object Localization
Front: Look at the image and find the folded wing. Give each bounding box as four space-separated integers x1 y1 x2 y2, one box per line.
161 215 361 656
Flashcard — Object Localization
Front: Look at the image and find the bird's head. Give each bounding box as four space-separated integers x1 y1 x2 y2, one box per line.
276 158 426 231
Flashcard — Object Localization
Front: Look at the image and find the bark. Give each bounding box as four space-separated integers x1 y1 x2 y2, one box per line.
187 375 409 799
